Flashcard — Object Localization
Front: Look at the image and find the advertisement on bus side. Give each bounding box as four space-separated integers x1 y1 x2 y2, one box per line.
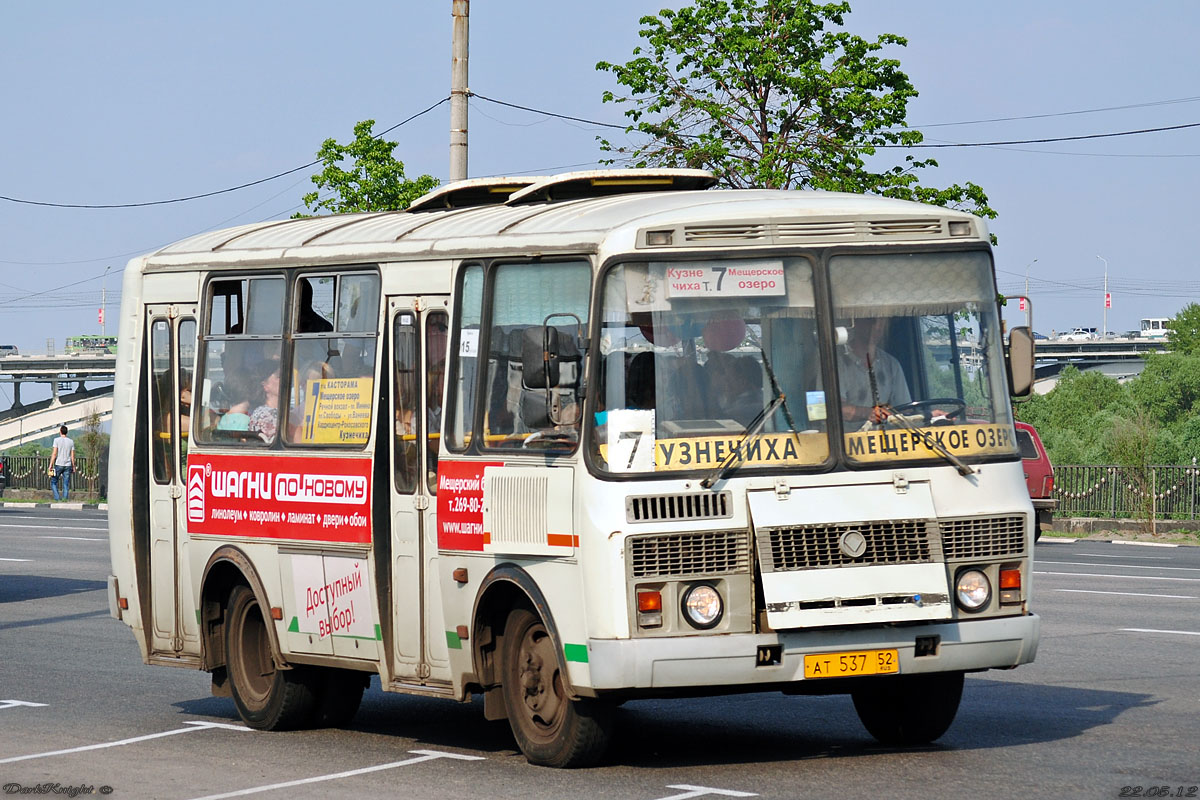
185 453 373 544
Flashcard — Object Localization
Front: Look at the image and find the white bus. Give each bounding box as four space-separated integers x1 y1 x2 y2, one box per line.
108 169 1039 767
1140 317 1172 339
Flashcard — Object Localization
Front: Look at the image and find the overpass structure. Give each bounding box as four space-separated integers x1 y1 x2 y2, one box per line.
1033 337 1169 381
0 353 117 449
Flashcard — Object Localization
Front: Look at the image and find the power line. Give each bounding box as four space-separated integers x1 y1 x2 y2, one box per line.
911 95 1200 128
0 97 450 210
884 121 1200 149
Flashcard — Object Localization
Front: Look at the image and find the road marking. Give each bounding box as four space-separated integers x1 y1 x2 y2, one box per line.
1035 571 1200 583
1113 540 1179 548
1037 560 1200 573
0 699 48 710
0 720 250 764
1066 553 1171 560
0 516 105 523
656 786 759 800
187 750 485 800
1122 628 1200 637
0 557 31 562
39 536 106 542
1055 589 1195 599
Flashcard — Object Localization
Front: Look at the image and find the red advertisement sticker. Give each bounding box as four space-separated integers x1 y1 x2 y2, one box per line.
185 453 373 544
436 460 503 551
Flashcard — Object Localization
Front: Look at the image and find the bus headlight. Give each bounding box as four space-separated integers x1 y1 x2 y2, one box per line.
955 569 991 612
681 583 723 629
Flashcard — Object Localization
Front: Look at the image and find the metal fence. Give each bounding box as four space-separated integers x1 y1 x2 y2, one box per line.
1 454 105 498
1054 464 1200 520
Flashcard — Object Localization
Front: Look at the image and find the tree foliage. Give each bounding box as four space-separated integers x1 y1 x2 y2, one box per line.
296 120 438 217
596 0 995 221
1167 302 1200 356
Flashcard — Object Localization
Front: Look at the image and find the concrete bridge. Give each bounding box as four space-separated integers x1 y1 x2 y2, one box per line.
0 353 116 448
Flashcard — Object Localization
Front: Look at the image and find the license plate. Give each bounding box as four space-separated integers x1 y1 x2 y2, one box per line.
803 648 899 679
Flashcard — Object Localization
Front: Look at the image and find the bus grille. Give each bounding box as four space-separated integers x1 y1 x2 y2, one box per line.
626 491 732 523
629 530 751 578
940 515 1027 559
758 520 934 572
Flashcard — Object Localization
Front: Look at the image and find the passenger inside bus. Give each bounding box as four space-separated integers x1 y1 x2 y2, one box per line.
248 366 281 441
837 317 911 426
297 278 333 333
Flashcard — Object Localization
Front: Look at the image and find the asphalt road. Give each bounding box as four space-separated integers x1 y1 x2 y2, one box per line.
2 507 1197 799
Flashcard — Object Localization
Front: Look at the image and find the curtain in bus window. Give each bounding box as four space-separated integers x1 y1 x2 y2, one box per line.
828 252 993 317
448 265 483 450
482 261 589 450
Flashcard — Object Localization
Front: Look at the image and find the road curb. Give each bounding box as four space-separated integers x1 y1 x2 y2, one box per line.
0 502 106 510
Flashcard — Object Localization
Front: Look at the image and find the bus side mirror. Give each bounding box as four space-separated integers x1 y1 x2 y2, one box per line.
522 326 562 389
1007 326 1034 397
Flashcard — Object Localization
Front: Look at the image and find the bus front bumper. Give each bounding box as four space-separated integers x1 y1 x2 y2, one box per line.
583 613 1039 691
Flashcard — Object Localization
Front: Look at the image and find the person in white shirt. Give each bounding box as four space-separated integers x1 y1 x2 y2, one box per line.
837 317 911 426
48 425 76 501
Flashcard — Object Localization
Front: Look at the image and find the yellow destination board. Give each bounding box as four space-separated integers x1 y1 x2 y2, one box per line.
297 377 374 445
844 423 1016 463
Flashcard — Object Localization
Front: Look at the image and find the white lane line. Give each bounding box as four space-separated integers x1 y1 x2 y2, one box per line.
657 786 758 800
1066 553 1171 560
0 700 48 710
1122 628 1200 637
1055 589 1196 599
187 750 485 800
1035 571 1200 582
0 516 105 523
1113 540 1179 548
40 536 106 542
0 524 108 532
0 721 250 764
1037 560 1200 573
0 557 31 562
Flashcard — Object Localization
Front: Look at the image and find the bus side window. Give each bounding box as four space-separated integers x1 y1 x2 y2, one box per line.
196 277 284 444
284 271 380 447
426 311 448 492
481 260 590 450
447 265 484 450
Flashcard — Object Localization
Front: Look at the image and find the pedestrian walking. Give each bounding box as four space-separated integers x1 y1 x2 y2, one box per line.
48 425 76 501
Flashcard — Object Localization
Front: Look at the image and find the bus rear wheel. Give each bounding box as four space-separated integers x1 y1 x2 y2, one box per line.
851 670 964 746
225 585 316 730
500 606 612 768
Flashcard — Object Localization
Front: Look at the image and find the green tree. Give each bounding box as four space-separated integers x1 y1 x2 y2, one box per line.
1127 352 1200 427
296 120 438 216
1167 302 1200 355
596 0 995 221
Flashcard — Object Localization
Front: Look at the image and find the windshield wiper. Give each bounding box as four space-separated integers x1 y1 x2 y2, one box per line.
701 328 802 489
700 394 785 488
875 406 977 477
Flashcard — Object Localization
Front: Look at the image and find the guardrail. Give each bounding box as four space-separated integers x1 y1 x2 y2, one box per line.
1054 464 1200 520
1 454 105 498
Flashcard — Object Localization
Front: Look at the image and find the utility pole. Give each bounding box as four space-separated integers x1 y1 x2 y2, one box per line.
449 0 469 182
1097 255 1108 338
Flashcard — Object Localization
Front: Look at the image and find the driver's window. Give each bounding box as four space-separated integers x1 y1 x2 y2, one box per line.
480 260 590 451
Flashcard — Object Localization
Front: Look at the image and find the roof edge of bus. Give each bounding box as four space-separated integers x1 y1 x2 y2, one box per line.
406 176 541 213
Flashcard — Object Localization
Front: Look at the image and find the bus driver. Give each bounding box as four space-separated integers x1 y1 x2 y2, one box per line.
838 317 910 426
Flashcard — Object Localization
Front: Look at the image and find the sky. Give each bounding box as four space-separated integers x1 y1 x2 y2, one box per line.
3 0 1200 370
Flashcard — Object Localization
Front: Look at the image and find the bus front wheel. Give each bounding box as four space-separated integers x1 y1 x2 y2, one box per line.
500 606 612 768
225 585 316 730
851 670 964 746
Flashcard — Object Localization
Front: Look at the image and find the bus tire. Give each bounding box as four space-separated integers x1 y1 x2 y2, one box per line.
225 585 316 731
312 668 367 728
500 606 612 768
851 670 964 746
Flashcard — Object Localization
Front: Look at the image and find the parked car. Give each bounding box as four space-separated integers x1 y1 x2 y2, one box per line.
1015 421 1056 541
0 344 18 357
1032 331 1048 341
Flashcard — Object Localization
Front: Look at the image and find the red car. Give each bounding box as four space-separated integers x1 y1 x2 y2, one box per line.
1015 421 1056 541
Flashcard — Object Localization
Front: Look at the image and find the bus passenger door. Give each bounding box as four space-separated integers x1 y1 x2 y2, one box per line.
146 306 200 657
388 298 451 685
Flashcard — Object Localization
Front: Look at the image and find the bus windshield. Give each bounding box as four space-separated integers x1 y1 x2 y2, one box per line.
592 252 1016 476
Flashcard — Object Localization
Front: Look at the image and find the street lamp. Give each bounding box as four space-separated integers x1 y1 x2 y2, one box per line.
1097 255 1108 338
1023 258 1037 327
1024 258 1038 297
